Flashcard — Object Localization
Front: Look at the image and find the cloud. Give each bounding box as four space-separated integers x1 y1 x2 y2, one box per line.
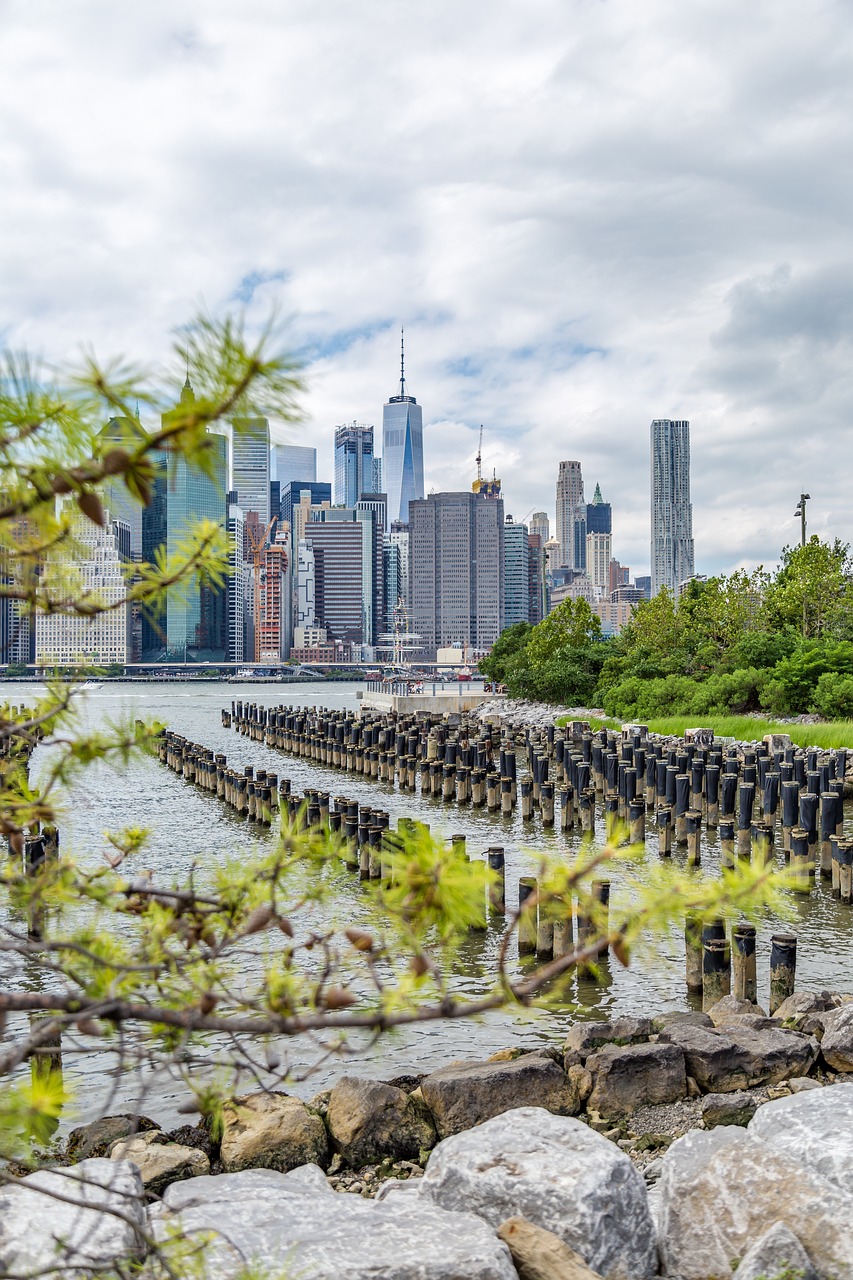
1 0 852 575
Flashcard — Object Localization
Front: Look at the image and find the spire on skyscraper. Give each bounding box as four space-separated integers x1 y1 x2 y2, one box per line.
592 482 603 504
399 327 406 397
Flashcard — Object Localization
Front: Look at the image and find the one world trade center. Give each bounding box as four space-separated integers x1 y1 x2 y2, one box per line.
382 331 424 523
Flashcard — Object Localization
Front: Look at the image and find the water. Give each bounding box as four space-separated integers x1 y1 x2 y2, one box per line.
3 680 852 1133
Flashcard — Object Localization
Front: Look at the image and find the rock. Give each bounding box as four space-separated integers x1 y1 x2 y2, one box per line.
564 1018 654 1062
66 1112 158 1160
219 1091 329 1173
420 1054 584 1139
0 1158 145 1276
819 1003 853 1070
652 1011 713 1031
656 1127 853 1279
585 1043 686 1118
155 1165 516 1279
748 1084 853 1191
109 1129 210 1193
774 990 844 1035
497 1216 604 1280
700 1091 758 1128
732 1221 819 1280
789 1076 822 1092
706 995 768 1026
326 1075 436 1167
420 1106 656 1280
657 1021 818 1093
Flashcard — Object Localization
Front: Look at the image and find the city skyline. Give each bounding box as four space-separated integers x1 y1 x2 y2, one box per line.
3 4 849 582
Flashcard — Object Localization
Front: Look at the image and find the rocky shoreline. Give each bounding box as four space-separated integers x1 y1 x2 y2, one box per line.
4 989 853 1277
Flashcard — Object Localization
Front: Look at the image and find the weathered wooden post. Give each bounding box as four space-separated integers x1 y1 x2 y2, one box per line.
769 933 797 1013
732 922 757 1002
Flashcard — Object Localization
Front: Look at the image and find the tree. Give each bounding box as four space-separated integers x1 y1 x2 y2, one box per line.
766 538 853 639
0 318 787 1271
478 621 533 683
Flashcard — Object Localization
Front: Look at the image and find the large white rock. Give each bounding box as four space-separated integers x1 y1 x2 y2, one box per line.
748 1083 853 1191
155 1165 515 1280
732 1221 819 1280
657 1127 853 1279
0 1158 145 1278
819 1004 853 1070
419 1106 656 1280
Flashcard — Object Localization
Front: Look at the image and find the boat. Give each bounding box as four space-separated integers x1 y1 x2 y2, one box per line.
77 680 103 692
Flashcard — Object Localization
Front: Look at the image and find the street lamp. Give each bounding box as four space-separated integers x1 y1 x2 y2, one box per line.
794 493 810 548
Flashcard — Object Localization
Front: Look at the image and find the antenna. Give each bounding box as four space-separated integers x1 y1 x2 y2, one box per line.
476 425 483 483
400 327 406 396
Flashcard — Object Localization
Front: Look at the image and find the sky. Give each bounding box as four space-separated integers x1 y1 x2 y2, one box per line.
1 0 852 578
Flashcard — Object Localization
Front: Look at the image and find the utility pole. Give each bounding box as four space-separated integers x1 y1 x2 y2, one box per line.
795 493 810 548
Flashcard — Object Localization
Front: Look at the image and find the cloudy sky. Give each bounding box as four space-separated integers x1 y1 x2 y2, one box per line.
2 1 852 577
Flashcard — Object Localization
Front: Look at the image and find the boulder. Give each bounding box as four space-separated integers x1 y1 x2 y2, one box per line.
656 1127 853 1279
420 1054 585 1139
700 1091 758 1128
0 1158 145 1276
564 1018 654 1063
109 1129 210 1193
420 1106 656 1280
585 1043 686 1118
657 1021 818 1093
497 1217 604 1280
706 995 768 1027
66 1112 158 1160
326 1075 436 1167
732 1221 819 1280
819 1003 853 1070
774 990 843 1035
219 1091 329 1173
788 1076 822 1093
748 1084 853 1191
652 1011 713 1031
155 1165 516 1280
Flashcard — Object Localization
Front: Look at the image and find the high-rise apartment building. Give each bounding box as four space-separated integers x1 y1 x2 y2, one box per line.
555 460 586 571
232 417 271 527
529 512 549 544
382 333 424 524
273 444 316 489
257 528 291 663
36 504 130 667
586 532 612 599
409 490 504 656
503 517 530 627
651 419 694 597
225 493 245 665
334 423 374 508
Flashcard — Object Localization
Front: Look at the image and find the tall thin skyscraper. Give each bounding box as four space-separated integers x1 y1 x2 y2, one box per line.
529 511 549 544
382 331 424 524
555 460 586 571
651 418 694 596
334 422 374 507
232 417 271 527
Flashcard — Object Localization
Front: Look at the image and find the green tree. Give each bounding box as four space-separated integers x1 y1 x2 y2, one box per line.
478 621 532 683
766 538 853 639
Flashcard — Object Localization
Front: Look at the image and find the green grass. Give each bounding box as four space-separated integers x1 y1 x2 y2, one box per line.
558 712 853 747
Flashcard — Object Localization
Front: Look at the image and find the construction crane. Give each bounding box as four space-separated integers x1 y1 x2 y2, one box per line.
475 424 483 485
247 517 277 663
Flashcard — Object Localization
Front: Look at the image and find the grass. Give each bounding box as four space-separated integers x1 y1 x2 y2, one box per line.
559 712 853 748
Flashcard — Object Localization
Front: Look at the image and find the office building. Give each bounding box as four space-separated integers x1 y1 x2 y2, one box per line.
555 460 586 571
280 481 332 534
503 517 530 627
635 575 652 600
273 444 316 489
586 483 612 536
409 490 504 657
586 532 612 599
609 559 631 597
382 332 424 523
334 423 374 508
356 492 387 536
225 493 245 664
232 417 271 527
527 532 547 625
299 506 383 649
36 504 130 667
101 417 144 559
257 528 291 663
651 419 694 596
529 512 549 544
141 379 229 661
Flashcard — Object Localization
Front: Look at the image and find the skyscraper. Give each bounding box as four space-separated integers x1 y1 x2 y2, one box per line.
272 444 317 489
382 331 424 524
555 460 586 571
300 506 383 650
586 483 612 599
409 490 504 656
334 423 374 507
503 517 530 627
529 512 549 544
651 419 694 596
232 417 271 527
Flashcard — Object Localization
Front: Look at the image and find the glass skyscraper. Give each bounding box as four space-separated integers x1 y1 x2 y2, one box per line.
232 417 271 527
651 418 694 597
382 332 423 524
334 423 374 507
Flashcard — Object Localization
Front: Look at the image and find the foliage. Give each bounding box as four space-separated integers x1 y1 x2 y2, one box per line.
490 543 853 722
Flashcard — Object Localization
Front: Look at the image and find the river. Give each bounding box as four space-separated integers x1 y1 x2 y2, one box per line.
2 680 852 1133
